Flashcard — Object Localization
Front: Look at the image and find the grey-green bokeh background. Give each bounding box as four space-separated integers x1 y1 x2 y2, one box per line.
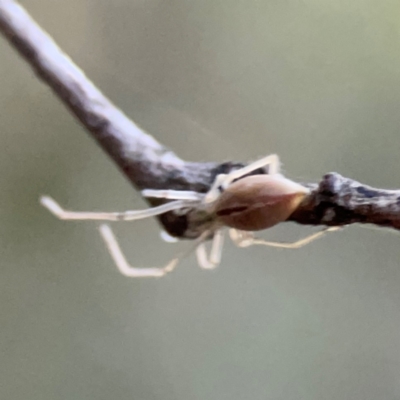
2 1 400 399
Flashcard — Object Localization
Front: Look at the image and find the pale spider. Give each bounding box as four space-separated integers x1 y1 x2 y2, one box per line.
40 154 339 277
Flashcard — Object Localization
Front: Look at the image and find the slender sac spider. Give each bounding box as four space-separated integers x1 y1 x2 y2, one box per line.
40 154 338 277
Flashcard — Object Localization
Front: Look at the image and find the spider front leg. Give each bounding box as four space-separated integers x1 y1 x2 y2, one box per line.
142 189 205 202
40 196 193 221
229 227 341 249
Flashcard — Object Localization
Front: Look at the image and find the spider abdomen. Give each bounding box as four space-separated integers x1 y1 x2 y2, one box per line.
214 175 309 231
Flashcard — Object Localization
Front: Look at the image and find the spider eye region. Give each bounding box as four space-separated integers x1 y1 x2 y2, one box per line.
213 175 309 231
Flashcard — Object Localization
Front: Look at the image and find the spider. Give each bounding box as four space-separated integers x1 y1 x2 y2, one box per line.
40 154 339 277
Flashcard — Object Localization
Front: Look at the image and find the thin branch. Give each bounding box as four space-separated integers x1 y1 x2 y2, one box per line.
0 0 399 239
0 0 209 190
292 173 400 230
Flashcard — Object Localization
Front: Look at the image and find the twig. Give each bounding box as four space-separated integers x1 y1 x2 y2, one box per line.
0 0 399 239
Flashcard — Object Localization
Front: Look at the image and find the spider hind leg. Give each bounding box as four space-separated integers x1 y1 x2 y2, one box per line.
229 227 341 249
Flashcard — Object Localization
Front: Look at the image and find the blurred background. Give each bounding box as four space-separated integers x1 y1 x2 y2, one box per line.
1 0 400 399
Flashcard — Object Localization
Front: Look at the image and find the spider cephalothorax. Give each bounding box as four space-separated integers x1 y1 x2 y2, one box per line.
41 154 338 277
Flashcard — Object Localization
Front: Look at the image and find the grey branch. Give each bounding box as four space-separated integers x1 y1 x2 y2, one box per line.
0 0 399 239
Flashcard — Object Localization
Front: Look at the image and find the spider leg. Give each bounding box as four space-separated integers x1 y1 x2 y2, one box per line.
99 225 176 277
204 174 228 203
196 229 225 269
142 189 205 201
40 196 190 221
221 154 281 189
229 226 341 249
160 230 179 243
204 154 281 204
99 225 211 278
